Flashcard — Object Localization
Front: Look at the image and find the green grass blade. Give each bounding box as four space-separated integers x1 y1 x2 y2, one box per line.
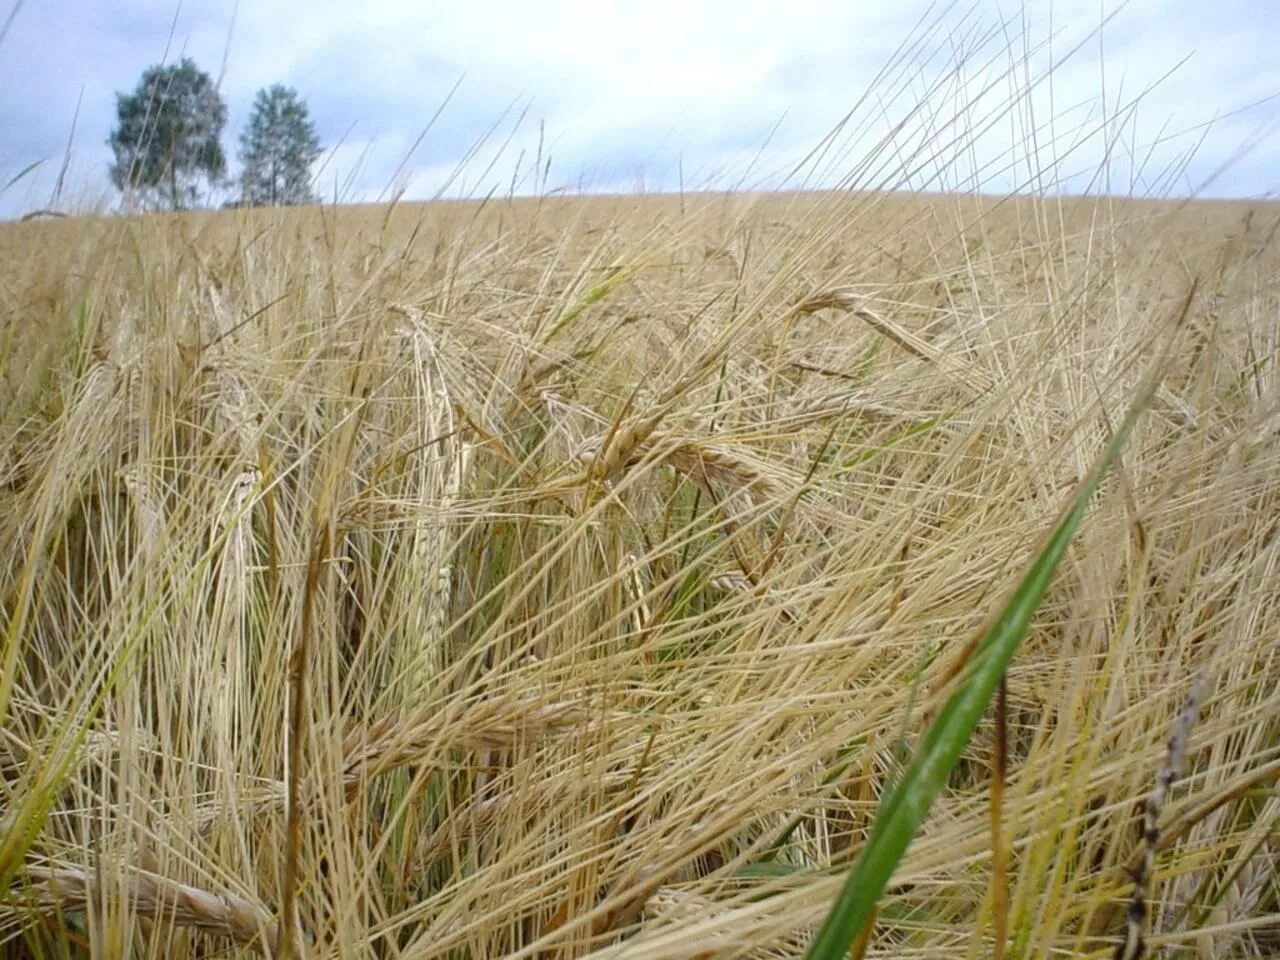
804 395 1156 959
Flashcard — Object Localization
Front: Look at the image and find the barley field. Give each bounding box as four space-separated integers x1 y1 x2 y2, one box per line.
1 185 1278 959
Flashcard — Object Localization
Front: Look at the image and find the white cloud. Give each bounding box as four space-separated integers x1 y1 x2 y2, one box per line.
1 0 1277 218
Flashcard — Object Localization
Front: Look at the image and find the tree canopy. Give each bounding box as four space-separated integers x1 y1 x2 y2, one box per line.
238 85 322 206
108 58 228 210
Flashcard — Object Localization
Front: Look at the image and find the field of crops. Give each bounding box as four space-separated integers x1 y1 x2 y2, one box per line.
1 189 1278 958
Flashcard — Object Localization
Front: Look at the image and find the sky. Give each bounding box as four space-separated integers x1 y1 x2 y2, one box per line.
1 0 1278 218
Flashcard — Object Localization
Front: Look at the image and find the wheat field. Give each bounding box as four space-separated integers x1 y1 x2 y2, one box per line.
1 183 1278 960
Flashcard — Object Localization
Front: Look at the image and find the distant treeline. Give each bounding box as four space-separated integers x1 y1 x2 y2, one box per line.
108 58 322 211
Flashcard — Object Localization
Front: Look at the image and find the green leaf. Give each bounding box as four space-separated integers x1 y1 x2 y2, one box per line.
804 384 1161 959
734 861 806 880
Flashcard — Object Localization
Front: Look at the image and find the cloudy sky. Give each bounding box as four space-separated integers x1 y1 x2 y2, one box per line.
1 0 1278 218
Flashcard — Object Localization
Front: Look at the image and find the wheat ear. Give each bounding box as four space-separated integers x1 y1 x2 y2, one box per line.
1114 674 1209 960
13 864 280 956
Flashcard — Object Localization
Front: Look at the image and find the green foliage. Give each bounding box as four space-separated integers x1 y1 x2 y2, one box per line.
107 58 228 210
238 85 322 207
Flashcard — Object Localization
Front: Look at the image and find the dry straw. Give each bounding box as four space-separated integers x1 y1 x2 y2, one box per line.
2 25 1279 958
11 864 279 956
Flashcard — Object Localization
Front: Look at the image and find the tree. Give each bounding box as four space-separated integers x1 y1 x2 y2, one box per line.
238 85 322 207
108 58 228 210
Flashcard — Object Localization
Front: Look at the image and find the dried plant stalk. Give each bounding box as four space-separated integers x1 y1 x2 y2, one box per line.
12 865 280 956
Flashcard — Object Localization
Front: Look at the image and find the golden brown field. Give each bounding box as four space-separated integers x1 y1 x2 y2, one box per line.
1 188 1278 959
